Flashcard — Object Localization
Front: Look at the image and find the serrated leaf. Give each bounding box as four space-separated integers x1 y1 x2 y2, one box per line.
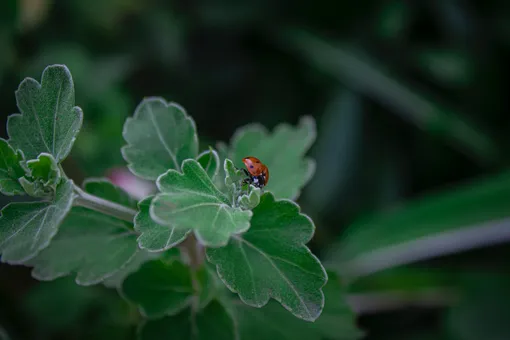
206 192 327 322
7 64 83 162
325 170 510 279
236 271 363 340
138 300 236 340
27 179 139 285
151 159 252 247
121 97 198 180
19 153 60 198
238 187 262 210
0 138 26 196
197 148 220 180
0 178 74 263
121 259 193 318
135 196 191 252
228 116 316 200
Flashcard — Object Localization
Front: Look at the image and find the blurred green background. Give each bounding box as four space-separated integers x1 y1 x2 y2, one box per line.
1 0 510 339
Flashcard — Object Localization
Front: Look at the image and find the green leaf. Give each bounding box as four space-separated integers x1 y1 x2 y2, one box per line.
138 300 236 340
27 179 140 285
0 138 26 196
7 64 83 162
0 178 74 263
121 259 193 318
19 153 60 198
151 159 252 247
325 170 510 280
238 186 262 210
121 97 198 180
135 196 191 252
197 148 220 180
236 271 363 340
227 116 316 200
206 192 327 322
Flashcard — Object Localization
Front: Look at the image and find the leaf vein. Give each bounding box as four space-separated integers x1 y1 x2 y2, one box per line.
148 105 179 170
235 236 313 319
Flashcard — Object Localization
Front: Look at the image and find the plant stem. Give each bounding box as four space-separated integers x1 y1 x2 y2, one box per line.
73 185 137 222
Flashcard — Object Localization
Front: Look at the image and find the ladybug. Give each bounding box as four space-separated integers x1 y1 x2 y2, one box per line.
240 156 269 189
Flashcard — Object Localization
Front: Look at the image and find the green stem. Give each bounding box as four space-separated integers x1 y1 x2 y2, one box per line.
73 185 137 223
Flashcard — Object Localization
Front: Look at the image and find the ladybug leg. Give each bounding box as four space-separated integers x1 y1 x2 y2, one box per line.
241 175 253 186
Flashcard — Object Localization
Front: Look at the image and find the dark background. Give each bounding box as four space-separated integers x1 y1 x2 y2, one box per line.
1 0 510 339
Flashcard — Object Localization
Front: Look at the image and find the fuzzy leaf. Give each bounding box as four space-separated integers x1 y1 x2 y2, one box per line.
7 64 83 162
135 196 191 252
19 153 60 198
0 178 74 263
121 259 194 318
206 192 327 322
27 179 140 285
121 97 198 180
238 186 262 210
0 138 26 196
151 159 252 247
138 300 236 340
227 116 316 200
236 271 363 340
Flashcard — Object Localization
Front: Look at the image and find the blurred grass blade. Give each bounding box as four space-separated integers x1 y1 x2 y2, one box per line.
305 89 363 212
280 29 498 165
324 171 510 280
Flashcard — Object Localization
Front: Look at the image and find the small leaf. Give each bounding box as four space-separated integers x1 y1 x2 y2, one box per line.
151 159 252 247
0 138 26 196
7 64 83 162
238 186 262 210
121 97 198 180
236 271 363 340
122 259 194 318
0 178 74 263
19 153 61 198
206 192 327 322
27 179 139 285
223 158 245 202
139 300 236 340
228 116 316 200
196 148 220 180
135 196 191 252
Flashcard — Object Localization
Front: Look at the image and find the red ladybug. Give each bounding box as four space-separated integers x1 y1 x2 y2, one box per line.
241 156 269 188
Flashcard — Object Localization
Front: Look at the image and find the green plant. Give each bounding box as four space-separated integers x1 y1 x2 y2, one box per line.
0 64 361 339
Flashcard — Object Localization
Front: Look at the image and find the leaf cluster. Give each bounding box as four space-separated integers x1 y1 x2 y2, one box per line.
0 65 361 339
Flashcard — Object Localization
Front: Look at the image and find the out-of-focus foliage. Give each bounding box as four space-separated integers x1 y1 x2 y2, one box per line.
1 0 510 339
